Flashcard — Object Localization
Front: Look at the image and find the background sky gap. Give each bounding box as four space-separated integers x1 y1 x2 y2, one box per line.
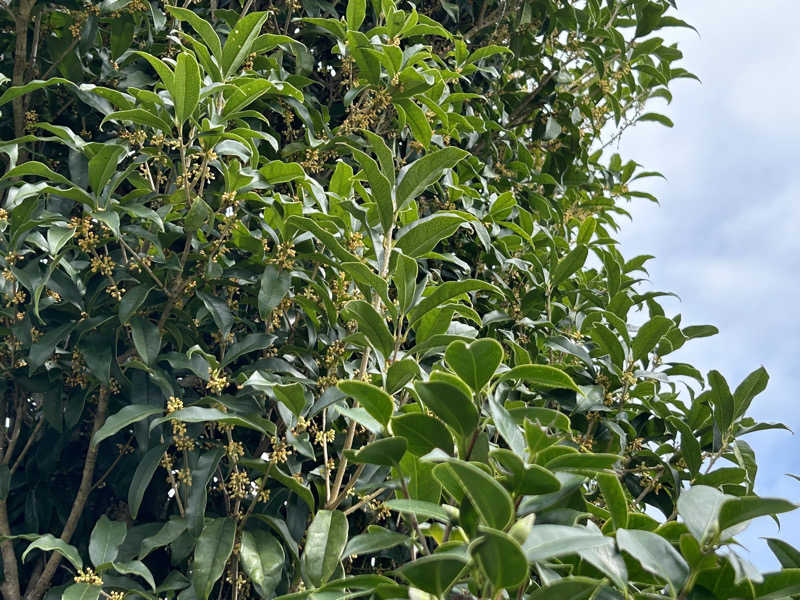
612 1 800 569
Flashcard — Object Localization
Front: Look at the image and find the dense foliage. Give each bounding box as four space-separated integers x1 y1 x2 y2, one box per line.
0 0 797 599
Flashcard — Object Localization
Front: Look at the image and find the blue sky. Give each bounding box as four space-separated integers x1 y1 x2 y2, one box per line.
613 1 800 570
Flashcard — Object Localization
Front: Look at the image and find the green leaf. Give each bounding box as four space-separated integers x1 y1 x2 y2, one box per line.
89 515 126 567
384 499 450 522
717 496 797 532
1 160 74 187
433 460 514 530
496 364 580 392
112 560 156 591
192 517 236 600
395 212 467 257
733 366 769 420
391 413 452 456
289 216 358 264
130 316 162 366
185 197 212 232
631 316 673 363
344 526 408 557
522 525 613 562
119 285 152 324
301 510 349 587
198 290 234 337
766 538 800 568
274 383 306 416
152 408 275 437
407 280 502 325
361 130 395 184
61 584 100 600
0 78 75 107
597 472 628 530
240 529 285 599
100 108 173 131
92 405 162 447
395 147 469 211
677 485 729 544
342 300 394 358
340 262 391 309
345 436 407 466
129 444 168 519
173 52 200 123
166 6 222 60
590 324 625 368
708 369 735 434
260 160 306 184
393 252 418 315
221 333 273 368
527 578 598 600
550 245 588 289
617 528 689 593
395 99 432 149
88 144 125 194
139 519 187 559
668 417 702 476
23 534 83 570
445 338 503 392
638 112 674 127
398 554 468 596
258 264 291 320
344 144 393 232
472 527 529 590
346 0 367 29
545 452 620 472
338 380 394 426
221 12 270 77
517 465 561 495
386 358 420 394
415 381 477 439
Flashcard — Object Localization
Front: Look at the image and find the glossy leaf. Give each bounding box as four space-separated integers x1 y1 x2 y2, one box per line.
240 529 285 599
192 517 236 600
301 510 349 587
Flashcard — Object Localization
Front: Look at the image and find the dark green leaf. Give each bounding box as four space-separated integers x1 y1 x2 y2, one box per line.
92 405 162 447
342 300 394 358
550 245 588 289
395 148 469 211
391 413 452 456
395 213 466 257
344 436 407 466
617 528 689 593
338 380 393 426
631 316 672 363
414 381 477 439
130 316 161 365
445 338 503 392
240 529 285 599
129 444 168 519
496 364 580 392
433 460 514 530
472 527 529 590
258 265 291 321
192 517 236 600
198 290 234 337
22 534 83 570
300 510 348 587
398 554 467 596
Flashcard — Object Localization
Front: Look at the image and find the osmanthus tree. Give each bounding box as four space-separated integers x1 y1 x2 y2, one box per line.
0 0 797 599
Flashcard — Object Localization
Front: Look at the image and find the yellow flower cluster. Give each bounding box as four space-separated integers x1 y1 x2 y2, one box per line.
207 369 229 395
228 470 251 499
74 567 103 585
270 241 296 271
90 254 115 277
